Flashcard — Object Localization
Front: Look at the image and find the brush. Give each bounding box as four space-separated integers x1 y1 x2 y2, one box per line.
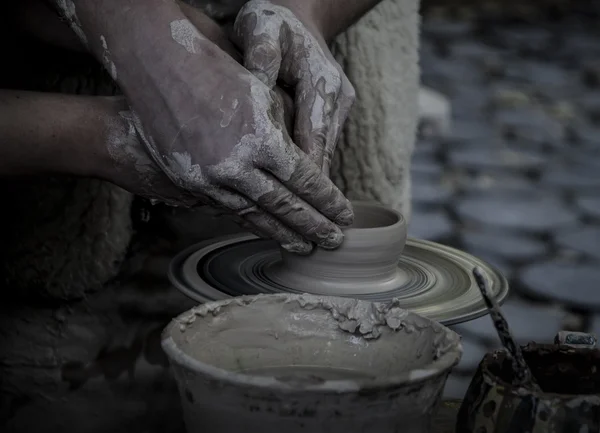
472 266 541 391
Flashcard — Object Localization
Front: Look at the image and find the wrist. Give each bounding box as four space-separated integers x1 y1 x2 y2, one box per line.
89 97 132 181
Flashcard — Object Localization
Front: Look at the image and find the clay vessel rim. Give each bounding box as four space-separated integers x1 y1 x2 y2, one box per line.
343 201 405 234
480 346 600 400
162 293 462 393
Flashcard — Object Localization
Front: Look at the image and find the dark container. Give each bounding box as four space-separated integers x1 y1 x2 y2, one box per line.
457 340 600 433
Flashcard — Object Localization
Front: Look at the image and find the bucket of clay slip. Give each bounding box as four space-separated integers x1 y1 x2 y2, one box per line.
162 293 462 433
457 341 600 433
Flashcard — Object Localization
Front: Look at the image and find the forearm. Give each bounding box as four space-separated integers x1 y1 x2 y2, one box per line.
48 0 234 146
272 0 384 41
48 0 237 82
21 0 240 58
0 90 113 177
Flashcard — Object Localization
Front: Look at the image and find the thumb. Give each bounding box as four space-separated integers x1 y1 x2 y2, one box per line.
243 38 282 89
233 7 283 89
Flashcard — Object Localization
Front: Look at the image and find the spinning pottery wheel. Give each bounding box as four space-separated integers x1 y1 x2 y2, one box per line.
169 203 509 325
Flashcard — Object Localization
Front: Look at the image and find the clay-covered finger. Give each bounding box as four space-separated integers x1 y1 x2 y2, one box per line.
293 77 336 168
244 37 282 88
233 11 282 88
272 87 295 133
233 170 348 249
259 145 353 228
238 206 314 254
205 187 313 254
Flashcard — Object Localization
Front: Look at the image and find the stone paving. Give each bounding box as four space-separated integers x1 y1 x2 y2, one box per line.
412 10 600 399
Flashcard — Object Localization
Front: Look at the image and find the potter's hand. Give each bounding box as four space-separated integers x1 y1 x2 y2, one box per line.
104 70 352 254
153 74 352 253
51 0 353 253
232 0 355 175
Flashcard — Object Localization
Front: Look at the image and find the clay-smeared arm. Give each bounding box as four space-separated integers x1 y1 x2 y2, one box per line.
0 90 200 204
25 0 241 59
45 0 353 253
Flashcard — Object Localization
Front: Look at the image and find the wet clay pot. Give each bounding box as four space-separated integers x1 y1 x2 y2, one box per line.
457 343 600 433
272 202 408 295
162 293 462 433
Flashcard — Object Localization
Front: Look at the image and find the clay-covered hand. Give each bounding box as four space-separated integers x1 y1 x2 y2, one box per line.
105 59 352 254
100 99 197 208
52 0 353 253
232 0 355 175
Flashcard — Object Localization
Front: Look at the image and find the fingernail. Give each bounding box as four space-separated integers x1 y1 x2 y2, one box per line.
335 208 354 227
320 229 344 250
282 240 313 255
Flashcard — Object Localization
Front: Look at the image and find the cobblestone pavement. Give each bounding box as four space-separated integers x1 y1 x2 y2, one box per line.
412 11 600 399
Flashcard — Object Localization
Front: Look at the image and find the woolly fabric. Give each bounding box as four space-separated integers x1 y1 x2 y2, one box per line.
0 178 133 301
330 0 419 222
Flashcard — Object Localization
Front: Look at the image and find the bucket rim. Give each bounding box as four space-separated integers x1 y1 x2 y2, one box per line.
161 293 463 393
